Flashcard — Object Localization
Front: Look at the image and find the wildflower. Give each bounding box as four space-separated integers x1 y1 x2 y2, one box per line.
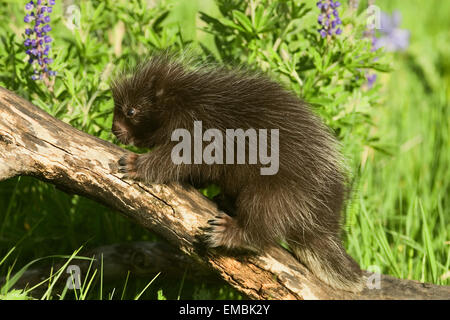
25 2 34 10
41 24 51 33
317 0 343 38
366 73 377 88
373 11 410 52
23 0 56 84
364 10 410 88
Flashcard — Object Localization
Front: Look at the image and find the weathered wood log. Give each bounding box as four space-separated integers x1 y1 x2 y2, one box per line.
0 87 448 300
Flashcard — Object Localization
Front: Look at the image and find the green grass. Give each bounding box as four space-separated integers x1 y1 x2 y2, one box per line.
0 0 448 299
344 0 449 285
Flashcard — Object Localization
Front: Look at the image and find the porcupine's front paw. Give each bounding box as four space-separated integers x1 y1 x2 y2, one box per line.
118 153 140 180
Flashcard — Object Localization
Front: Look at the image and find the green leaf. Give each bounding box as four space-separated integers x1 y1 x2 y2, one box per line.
309 47 323 72
91 2 106 21
419 201 437 283
253 6 265 31
147 28 162 48
134 272 160 300
232 10 253 34
218 17 246 32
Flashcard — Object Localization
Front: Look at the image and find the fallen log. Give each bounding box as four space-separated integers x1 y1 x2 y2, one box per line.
0 87 448 299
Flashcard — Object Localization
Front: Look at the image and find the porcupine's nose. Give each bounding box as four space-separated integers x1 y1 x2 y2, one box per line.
111 122 130 145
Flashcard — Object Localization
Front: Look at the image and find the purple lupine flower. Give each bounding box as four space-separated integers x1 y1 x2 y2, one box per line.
23 0 57 84
317 0 343 38
362 4 380 88
373 11 410 52
25 1 34 10
24 14 33 23
366 73 377 88
363 10 409 88
41 24 51 32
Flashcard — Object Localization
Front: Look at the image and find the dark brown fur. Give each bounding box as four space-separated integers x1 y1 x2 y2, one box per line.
111 54 363 291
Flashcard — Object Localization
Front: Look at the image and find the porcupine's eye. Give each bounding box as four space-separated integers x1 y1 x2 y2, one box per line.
126 107 136 118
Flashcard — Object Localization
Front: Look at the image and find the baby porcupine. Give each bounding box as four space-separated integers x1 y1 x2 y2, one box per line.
111 54 364 292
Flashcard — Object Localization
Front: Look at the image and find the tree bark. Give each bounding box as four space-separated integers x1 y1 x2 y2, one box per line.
0 87 448 300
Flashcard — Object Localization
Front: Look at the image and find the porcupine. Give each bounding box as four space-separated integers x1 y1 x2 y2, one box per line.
111 53 363 292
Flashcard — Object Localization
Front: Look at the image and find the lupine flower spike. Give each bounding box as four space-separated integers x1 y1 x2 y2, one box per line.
317 0 342 39
23 0 56 90
362 4 377 89
365 10 410 89
373 11 410 52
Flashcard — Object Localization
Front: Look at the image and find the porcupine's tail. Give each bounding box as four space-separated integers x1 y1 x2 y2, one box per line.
290 234 364 292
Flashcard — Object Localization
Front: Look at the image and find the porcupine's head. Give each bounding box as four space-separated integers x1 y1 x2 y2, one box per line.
110 53 187 148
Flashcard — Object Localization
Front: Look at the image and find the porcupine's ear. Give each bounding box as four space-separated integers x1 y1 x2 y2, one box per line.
146 59 190 111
